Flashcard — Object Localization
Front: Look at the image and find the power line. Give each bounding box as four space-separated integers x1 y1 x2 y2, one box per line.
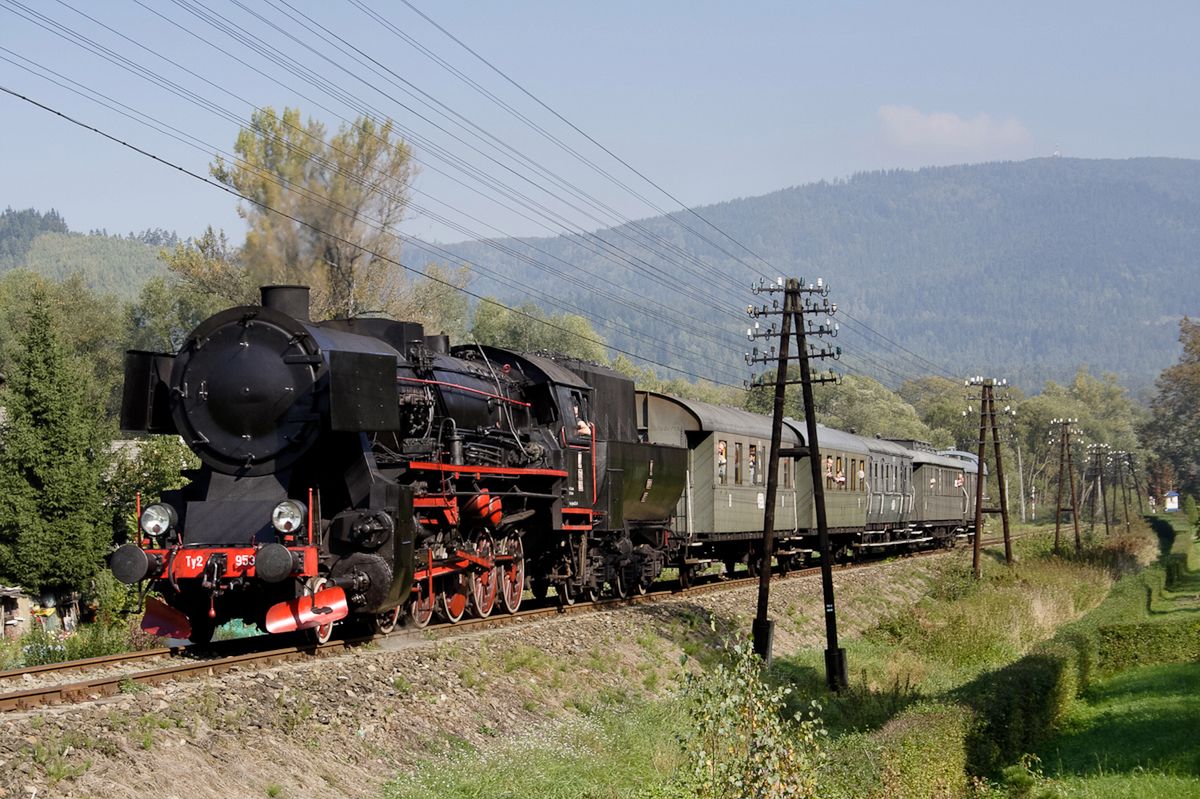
0 83 751 388
3 4 750 358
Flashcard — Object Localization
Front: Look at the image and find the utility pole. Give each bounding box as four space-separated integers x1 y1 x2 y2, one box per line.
746 276 845 690
1100 446 1112 536
1114 451 1133 534
1086 443 1108 536
1051 419 1083 554
966 377 1015 575
1128 453 1146 514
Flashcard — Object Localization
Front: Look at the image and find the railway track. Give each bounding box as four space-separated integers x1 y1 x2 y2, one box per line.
0 533 1020 713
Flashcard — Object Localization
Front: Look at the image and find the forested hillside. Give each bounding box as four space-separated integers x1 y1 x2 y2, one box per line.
429 158 1200 390
0 208 171 299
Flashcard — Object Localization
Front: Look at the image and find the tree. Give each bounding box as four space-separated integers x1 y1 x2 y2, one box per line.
0 207 68 266
211 107 416 320
0 288 113 594
0 272 127 417
899 376 978 450
471 298 608 362
126 274 226 354
106 436 197 545
159 226 255 309
812 374 936 442
1143 318 1200 493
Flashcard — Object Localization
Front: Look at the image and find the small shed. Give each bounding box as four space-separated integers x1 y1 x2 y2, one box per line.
1165 491 1180 512
0 586 32 639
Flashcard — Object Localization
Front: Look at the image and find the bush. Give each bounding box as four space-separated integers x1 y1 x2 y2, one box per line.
872 702 973 799
957 644 1082 777
1095 618 1200 674
815 703 974 799
1183 494 1198 527
676 638 828 798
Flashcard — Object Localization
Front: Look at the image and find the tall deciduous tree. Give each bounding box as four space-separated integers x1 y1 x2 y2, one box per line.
1143 318 1200 493
211 107 416 320
0 288 112 594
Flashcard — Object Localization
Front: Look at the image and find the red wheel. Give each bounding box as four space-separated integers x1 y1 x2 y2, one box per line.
408 586 434 629
612 569 630 599
500 534 525 614
373 605 401 635
556 580 577 607
440 573 469 623
469 534 498 618
306 577 335 644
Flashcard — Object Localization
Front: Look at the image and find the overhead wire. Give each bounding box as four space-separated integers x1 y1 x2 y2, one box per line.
12 1 959 389
0 51 752 385
165 0 753 314
0 84 751 388
6 2 751 369
386 0 962 383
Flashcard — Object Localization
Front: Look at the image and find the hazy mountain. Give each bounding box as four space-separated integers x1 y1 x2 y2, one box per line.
0 208 172 300
426 158 1200 391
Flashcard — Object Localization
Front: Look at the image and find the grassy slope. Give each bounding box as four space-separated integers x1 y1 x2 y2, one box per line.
1032 515 1200 798
382 523 1200 797
381 528 1115 797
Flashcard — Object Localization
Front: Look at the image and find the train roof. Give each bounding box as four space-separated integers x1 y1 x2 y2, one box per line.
939 449 984 475
911 448 977 472
639 392 802 444
786 421 871 455
863 436 913 458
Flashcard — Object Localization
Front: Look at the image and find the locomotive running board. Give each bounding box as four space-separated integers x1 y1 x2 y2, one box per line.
141 596 193 640
264 587 349 634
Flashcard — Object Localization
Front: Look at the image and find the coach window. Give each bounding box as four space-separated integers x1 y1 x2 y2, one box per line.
717 440 728 485
834 456 845 490
782 457 792 488
748 444 759 485
734 443 744 485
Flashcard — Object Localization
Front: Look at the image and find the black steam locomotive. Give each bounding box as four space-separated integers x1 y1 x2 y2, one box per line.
110 286 686 643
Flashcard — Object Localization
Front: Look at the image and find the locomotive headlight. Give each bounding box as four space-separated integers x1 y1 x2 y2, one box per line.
271 500 307 534
139 504 177 537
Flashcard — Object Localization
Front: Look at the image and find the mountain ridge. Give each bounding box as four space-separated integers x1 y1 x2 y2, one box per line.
426 157 1200 391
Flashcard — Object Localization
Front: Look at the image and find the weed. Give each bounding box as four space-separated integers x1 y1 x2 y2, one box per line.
118 677 147 694
266 783 283 797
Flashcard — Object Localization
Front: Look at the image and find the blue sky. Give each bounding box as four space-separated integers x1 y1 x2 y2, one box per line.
0 0 1196 243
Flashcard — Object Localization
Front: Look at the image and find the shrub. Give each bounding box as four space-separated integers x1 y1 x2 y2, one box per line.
676 639 828 798
1095 618 1200 674
957 645 1081 777
872 702 973 799
1183 494 1198 527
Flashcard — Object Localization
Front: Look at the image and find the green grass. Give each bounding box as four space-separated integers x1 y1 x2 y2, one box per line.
1025 525 1200 796
382 701 686 799
1039 662 1200 776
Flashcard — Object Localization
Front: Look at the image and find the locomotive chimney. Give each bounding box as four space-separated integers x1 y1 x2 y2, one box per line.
260 285 310 321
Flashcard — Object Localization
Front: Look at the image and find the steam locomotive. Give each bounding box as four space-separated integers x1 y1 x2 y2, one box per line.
109 286 978 643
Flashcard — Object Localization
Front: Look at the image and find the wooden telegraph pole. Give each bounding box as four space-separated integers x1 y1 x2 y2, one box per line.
746 276 845 690
1051 419 1083 554
968 377 1015 576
